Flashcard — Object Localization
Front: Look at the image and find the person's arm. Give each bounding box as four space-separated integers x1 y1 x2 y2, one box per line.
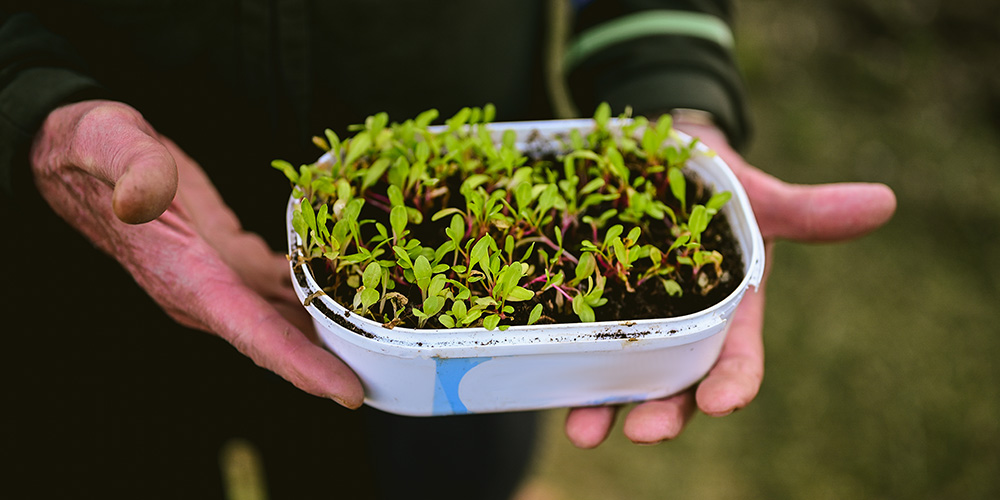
2 11 364 408
565 0 749 150
561 2 897 447
0 11 106 195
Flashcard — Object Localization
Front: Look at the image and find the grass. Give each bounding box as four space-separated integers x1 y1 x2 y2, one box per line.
522 1 1000 498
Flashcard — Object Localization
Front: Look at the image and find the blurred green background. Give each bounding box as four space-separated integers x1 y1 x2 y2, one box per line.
522 1 1000 498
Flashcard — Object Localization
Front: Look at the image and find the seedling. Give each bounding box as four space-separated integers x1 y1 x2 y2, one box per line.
275 104 736 330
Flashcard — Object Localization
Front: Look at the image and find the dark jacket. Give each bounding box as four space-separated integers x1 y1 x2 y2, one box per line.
0 0 748 197
0 2 748 498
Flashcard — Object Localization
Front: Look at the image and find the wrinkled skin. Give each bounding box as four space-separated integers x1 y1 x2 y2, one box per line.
30 100 896 446
30 100 364 408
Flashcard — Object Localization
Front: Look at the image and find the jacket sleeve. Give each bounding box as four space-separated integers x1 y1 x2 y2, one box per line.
565 0 751 150
0 11 107 196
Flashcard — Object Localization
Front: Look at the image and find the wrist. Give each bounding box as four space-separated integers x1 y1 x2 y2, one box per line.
669 108 717 129
669 110 731 153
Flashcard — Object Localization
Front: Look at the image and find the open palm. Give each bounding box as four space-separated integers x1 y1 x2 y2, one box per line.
563 122 897 447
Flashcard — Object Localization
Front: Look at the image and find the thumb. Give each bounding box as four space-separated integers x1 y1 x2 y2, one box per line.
738 168 897 242
61 102 179 224
108 138 178 224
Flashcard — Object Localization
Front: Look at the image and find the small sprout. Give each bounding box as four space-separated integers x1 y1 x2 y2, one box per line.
274 102 733 329
527 303 544 325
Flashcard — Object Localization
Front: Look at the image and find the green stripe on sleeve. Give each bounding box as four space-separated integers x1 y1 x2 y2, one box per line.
565 10 734 71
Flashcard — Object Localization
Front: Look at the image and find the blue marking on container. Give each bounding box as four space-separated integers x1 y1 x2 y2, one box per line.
432 357 492 415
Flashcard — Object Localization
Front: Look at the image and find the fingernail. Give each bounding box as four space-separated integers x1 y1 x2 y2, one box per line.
330 395 362 410
633 439 665 446
709 408 736 417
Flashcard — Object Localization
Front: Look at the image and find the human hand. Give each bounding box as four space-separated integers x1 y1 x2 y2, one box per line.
563 122 897 447
30 100 364 408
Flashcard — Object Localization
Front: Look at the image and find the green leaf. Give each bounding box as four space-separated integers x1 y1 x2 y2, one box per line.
361 157 391 191
498 265 521 295
428 274 447 297
422 295 445 317
462 309 483 326
706 191 732 212
342 198 364 223
689 205 709 236
604 224 623 248
612 239 627 266
668 167 686 209
438 315 456 328
506 286 534 302
667 234 691 254
537 184 559 214
470 236 491 269
452 299 468 320
415 108 439 128
641 127 660 155
388 157 409 187
594 102 611 128
649 246 663 266
572 294 596 323
626 226 641 245
393 245 413 268
447 214 465 242
301 201 317 239
406 206 424 225
502 129 517 150
662 279 683 297
483 314 501 331
324 129 340 152
390 205 408 239
528 304 543 325
432 207 464 221
574 252 597 284
447 107 471 131
413 255 432 289
316 204 330 239
655 113 672 137
386 184 405 208
291 210 308 244
362 262 381 289
360 288 379 310
460 174 491 193
580 177 605 195
271 159 299 183
344 134 371 167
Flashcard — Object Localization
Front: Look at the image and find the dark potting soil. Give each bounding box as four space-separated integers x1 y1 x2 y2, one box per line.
305 156 746 329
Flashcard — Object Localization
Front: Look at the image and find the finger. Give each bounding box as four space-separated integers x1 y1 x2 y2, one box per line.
142 212 364 408
564 406 618 449
197 269 365 407
622 391 697 445
159 137 309 334
695 280 766 416
68 103 178 224
735 168 897 242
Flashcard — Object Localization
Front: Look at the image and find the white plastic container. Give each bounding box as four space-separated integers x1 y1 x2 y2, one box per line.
287 119 765 416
